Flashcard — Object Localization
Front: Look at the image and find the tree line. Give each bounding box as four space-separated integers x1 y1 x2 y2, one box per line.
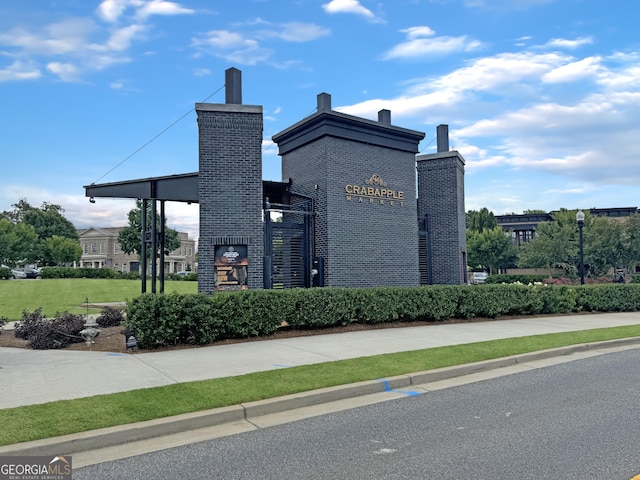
0 200 81 267
0 199 181 268
466 207 640 278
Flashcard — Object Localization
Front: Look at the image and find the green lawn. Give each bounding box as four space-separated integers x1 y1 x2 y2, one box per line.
0 279 198 320
0 324 638 446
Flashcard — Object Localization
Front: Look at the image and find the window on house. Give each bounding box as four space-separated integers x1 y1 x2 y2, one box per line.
91 243 97 253
114 243 121 254
100 242 106 254
83 243 88 254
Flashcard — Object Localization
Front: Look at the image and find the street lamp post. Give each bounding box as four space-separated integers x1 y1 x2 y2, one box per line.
576 209 585 285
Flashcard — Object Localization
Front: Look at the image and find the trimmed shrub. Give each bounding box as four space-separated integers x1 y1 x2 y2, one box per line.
167 272 198 281
14 308 47 340
14 309 86 349
577 284 640 312
41 267 122 279
96 306 125 328
0 267 11 280
123 283 640 349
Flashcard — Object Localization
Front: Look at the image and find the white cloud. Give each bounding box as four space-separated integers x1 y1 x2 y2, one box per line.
542 56 602 83
383 35 483 60
0 19 97 55
96 0 133 23
429 52 568 93
0 17 147 81
322 0 375 18
46 62 80 81
102 24 149 51
136 0 195 20
191 30 269 65
0 60 41 82
192 22 329 66
338 43 640 194
97 0 194 23
193 30 257 50
275 22 331 42
545 36 593 50
382 26 482 60
343 51 569 119
403 26 436 39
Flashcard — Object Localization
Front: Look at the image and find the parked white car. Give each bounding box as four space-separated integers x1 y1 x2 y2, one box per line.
11 268 27 279
470 271 488 284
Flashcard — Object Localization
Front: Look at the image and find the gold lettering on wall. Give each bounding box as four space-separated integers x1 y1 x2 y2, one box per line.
345 174 405 206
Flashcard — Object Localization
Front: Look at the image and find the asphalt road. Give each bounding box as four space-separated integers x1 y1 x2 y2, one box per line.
75 349 640 480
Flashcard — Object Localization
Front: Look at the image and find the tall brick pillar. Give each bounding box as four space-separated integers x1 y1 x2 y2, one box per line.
417 125 467 285
197 68 264 293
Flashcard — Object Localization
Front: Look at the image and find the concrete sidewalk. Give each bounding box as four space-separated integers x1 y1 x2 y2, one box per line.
1 311 639 410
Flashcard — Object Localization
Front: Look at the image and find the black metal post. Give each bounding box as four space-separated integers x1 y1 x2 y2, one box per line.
578 219 584 285
160 200 165 294
141 199 147 293
151 200 157 294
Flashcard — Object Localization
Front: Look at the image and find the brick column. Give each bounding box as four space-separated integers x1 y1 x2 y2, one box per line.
197 103 264 293
417 150 467 285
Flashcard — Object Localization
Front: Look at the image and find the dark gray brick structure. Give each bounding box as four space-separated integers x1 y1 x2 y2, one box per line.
196 102 264 293
416 128 468 285
86 69 469 290
273 94 425 287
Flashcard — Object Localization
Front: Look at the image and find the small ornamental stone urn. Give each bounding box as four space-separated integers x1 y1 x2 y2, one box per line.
80 317 101 348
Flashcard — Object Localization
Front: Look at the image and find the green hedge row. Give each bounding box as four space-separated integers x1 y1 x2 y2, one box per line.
41 268 140 279
38 268 196 280
489 273 640 284
124 284 640 349
0 267 10 280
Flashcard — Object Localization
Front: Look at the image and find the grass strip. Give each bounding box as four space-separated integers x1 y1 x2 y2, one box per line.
0 279 197 319
1 324 639 446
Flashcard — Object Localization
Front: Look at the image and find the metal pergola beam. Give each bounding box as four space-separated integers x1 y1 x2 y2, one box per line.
84 173 199 203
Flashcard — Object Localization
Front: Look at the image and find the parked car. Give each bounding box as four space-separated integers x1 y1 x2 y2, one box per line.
470 271 488 285
11 268 27 279
11 268 41 279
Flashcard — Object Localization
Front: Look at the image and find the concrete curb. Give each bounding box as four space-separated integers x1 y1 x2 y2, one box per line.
1 337 639 457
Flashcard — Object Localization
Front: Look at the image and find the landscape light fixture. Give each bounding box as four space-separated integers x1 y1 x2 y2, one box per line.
576 209 585 285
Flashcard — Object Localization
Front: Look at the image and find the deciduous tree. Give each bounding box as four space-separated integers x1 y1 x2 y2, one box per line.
466 226 517 274
118 201 181 259
518 209 580 275
0 219 39 266
43 235 83 266
466 208 497 232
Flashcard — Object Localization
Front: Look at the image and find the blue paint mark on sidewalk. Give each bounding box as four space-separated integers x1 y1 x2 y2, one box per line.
377 379 421 397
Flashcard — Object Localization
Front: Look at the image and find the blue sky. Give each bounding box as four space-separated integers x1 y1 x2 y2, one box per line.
1 0 639 243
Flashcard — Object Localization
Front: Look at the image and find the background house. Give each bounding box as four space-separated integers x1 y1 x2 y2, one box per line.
77 227 196 273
